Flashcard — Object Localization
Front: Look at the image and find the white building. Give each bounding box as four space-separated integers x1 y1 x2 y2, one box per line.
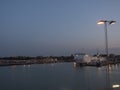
74 53 106 64
74 53 92 63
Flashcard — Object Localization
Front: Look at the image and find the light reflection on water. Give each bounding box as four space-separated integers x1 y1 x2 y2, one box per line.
0 63 120 90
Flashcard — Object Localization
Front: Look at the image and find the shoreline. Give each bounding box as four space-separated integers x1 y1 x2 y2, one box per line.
0 59 74 67
0 59 120 67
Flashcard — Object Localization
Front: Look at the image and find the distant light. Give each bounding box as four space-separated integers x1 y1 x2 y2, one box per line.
112 84 120 88
76 55 78 57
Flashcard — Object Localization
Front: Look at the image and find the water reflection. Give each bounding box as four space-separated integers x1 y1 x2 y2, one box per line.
0 63 120 90
23 64 31 68
112 84 120 88
73 63 120 90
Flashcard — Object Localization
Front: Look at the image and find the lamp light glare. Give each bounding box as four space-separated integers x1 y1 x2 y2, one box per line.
97 20 105 24
112 84 120 88
97 22 104 24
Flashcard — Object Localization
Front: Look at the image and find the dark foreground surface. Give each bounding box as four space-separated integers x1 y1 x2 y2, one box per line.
0 62 120 90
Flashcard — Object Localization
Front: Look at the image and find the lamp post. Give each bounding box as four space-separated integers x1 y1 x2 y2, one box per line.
98 20 116 89
97 20 116 59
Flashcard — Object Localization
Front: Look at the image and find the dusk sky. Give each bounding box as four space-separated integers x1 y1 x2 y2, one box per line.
0 0 120 56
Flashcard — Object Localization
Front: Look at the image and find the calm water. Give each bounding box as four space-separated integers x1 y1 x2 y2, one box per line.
0 62 120 90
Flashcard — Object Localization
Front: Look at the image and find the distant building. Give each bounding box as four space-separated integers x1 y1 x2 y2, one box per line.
73 53 106 64
73 53 92 63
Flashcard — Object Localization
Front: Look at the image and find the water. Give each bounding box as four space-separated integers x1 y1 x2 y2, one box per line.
0 62 120 90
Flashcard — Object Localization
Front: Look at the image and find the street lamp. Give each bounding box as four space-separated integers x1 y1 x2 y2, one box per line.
97 20 116 59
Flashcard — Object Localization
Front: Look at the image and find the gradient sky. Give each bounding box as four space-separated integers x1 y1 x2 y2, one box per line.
0 0 120 56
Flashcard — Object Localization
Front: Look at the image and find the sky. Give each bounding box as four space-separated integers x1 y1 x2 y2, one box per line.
0 0 120 56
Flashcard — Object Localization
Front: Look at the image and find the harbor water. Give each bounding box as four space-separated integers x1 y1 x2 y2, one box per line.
0 62 120 90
